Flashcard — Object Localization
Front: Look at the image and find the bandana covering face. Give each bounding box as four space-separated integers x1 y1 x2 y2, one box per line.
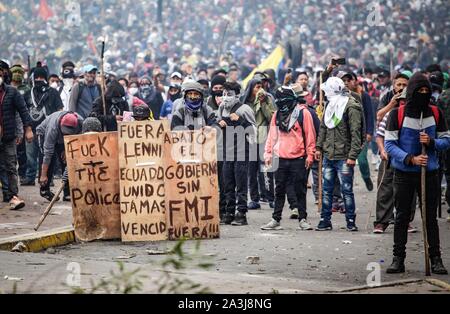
321 77 349 129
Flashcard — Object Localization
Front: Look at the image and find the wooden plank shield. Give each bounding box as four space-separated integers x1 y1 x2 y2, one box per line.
118 120 169 242
163 129 220 240
64 132 121 242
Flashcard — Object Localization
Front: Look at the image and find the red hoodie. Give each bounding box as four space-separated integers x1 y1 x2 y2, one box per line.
265 104 316 163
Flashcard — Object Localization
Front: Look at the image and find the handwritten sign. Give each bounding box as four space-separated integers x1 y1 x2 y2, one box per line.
118 120 169 242
65 132 121 242
163 129 220 240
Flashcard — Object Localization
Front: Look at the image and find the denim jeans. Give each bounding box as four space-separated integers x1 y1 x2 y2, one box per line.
25 136 40 182
321 158 356 222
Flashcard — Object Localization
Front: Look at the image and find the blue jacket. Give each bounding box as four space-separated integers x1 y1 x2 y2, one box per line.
385 107 450 172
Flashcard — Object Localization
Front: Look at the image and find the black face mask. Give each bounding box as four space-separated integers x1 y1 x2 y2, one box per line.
62 69 75 79
211 90 223 97
413 92 431 111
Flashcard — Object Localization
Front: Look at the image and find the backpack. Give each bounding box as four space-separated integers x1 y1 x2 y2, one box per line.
296 106 320 151
397 104 440 129
77 82 102 104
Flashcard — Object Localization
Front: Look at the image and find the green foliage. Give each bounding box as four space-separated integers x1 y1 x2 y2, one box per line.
71 239 214 294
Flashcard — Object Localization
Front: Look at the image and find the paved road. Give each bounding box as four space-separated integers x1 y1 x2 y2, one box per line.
1 169 449 294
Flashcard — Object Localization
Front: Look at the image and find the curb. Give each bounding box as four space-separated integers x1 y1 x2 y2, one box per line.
0 226 75 253
328 278 424 293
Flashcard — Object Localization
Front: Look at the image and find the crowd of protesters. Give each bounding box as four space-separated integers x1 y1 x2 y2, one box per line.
1 0 449 275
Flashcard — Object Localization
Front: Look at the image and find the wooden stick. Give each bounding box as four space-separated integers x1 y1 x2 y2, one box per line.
419 112 431 276
99 41 107 132
34 184 65 232
317 73 324 213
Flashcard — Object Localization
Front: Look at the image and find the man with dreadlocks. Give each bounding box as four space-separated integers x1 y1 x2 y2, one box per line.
261 86 316 231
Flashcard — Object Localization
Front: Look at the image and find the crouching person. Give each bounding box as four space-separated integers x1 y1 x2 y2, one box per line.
218 82 256 226
261 86 316 231
385 73 449 274
37 111 83 202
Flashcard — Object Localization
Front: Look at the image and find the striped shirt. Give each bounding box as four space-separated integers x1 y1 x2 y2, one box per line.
376 112 389 138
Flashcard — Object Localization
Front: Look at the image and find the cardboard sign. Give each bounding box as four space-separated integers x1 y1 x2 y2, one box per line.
118 120 169 242
65 132 121 242
163 129 220 240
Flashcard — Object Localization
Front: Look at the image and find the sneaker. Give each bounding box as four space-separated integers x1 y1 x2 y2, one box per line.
260 198 269 204
248 201 261 210
316 219 332 231
407 224 418 233
40 189 57 202
63 195 71 202
364 177 374 191
373 224 386 234
261 219 283 230
290 208 299 219
347 219 359 232
332 207 339 213
269 202 275 209
223 213 235 225
231 212 248 226
9 196 25 211
299 219 313 230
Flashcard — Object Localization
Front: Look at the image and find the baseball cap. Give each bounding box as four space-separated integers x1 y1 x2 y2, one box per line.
378 70 391 78
83 65 98 73
60 113 81 135
170 72 183 79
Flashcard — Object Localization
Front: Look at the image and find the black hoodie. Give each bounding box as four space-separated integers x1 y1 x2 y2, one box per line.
91 80 129 131
405 72 433 118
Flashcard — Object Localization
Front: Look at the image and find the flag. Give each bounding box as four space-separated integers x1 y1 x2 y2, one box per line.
38 0 54 21
242 45 284 89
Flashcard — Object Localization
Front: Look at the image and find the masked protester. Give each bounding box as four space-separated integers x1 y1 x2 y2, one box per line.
217 82 256 226
385 73 450 274
37 112 83 202
10 64 31 181
242 78 277 210
0 60 33 210
315 77 363 232
160 83 181 120
139 76 164 120
60 61 76 111
207 75 226 113
91 80 129 131
261 86 316 231
171 81 217 130
22 66 63 187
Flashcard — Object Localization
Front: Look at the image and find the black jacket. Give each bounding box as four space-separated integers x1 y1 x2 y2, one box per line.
25 84 64 128
0 84 32 143
91 81 129 131
141 86 164 120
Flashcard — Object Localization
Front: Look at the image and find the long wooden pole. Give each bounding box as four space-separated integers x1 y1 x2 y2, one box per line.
34 184 65 231
420 112 431 276
318 74 324 213
100 41 107 132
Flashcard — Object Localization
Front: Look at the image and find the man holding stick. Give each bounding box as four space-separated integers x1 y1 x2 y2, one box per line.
385 72 449 274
